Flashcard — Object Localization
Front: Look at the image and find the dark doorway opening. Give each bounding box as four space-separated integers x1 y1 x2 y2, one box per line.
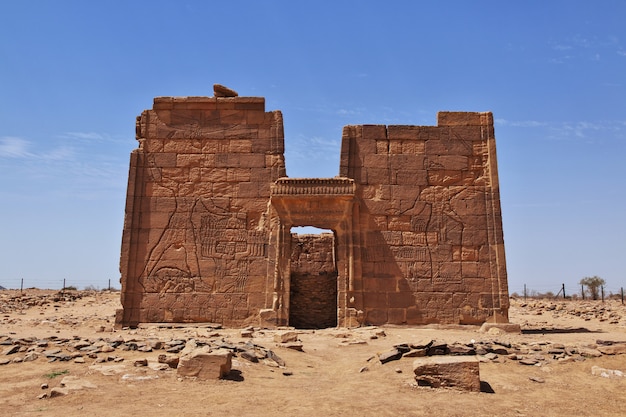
288 228 338 329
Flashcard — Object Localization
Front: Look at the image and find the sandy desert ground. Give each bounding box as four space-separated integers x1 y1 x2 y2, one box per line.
1 289 626 417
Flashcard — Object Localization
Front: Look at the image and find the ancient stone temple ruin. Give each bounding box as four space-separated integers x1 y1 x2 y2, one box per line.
117 85 510 328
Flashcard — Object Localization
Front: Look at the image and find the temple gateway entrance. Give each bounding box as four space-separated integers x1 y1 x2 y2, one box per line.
270 178 357 328
288 231 338 328
117 91 511 329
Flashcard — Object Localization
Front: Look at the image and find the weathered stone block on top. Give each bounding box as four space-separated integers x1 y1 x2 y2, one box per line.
118 87 509 330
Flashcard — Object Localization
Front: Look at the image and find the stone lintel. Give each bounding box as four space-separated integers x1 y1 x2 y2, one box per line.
271 177 356 196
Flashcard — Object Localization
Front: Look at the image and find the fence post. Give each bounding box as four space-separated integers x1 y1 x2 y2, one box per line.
601 285 604 302
582 284 585 300
108 279 111 291
20 278 24 294
562 283 566 299
524 284 527 301
622 287 624 305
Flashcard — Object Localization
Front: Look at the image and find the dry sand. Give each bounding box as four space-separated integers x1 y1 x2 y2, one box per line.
1 290 625 417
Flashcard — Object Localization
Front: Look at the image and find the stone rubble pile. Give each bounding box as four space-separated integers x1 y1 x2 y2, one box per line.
0 328 291 374
0 290 87 314
372 337 626 368
513 299 626 325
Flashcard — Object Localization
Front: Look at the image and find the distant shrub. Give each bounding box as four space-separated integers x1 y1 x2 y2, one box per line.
44 369 69 379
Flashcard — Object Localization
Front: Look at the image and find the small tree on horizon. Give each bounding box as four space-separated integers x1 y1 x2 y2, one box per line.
579 276 606 300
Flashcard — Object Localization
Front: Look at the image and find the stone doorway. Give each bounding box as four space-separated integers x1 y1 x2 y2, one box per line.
288 230 338 329
269 177 357 328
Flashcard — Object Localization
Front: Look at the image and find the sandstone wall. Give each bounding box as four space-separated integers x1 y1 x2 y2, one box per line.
118 96 285 327
339 112 509 325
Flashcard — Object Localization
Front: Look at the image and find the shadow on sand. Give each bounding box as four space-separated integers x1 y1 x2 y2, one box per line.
521 327 602 335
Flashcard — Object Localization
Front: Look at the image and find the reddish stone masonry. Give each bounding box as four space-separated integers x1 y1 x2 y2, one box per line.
117 87 509 328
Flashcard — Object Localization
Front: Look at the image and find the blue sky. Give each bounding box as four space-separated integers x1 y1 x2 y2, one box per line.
1 1 624 294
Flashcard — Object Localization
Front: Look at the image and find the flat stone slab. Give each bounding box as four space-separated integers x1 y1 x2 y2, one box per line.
479 323 521 334
413 356 481 391
274 331 299 343
378 348 403 364
597 344 626 355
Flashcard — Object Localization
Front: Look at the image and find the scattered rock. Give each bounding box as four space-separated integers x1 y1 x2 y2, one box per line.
282 342 304 351
274 331 298 343
426 341 449 356
393 343 411 354
480 323 522 334
121 373 159 381
148 363 170 371
2 345 19 355
578 348 603 358
266 350 285 367
404 348 427 358
238 349 259 363
410 339 433 349
100 344 115 353
597 344 626 355
158 354 180 368
591 366 625 378
49 387 69 397
448 343 475 355
378 348 403 364
177 348 232 380
413 356 481 392
60 375 97 390
88 364 127 376
133 358 148 367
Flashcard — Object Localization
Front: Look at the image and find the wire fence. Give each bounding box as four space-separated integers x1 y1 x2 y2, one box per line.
512 282 625 304
0 277 119 291
3 277 622 304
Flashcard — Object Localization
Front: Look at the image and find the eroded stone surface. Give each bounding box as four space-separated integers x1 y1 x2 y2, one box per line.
117 90 509 328
413 356 481 391
176 348 232 380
